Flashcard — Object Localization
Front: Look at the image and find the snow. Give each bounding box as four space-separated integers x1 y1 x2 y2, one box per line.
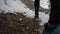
40 0 50 9
31 0 50 9
39 12 49 25
0 0 49 25
0 0 28 13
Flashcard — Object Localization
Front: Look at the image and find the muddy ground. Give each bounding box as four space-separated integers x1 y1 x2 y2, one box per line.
0 13 42 34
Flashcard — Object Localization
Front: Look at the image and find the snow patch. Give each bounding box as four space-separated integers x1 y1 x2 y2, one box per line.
31 0 50 9
40 0 50 9
0 0 49 25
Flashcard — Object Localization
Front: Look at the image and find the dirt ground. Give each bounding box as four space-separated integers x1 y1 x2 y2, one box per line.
0 13 41 34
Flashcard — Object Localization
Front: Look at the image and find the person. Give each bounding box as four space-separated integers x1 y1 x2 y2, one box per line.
34 0 40 21
43 0 60 34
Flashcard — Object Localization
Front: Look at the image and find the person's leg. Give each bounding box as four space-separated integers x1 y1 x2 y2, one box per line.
49 0 60 25
34 0 40 21
43 0 60 34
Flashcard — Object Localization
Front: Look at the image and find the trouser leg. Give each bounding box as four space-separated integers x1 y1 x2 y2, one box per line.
34 0 40 19
43 0 60 34
48 0 60 25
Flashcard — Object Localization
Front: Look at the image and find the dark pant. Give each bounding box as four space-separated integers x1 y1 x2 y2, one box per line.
48 0 60 25
34 0 40 19
43 0 60 33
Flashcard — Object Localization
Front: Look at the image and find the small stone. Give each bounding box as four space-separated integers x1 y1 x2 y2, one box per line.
26 27 29 29
19 18 22 21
